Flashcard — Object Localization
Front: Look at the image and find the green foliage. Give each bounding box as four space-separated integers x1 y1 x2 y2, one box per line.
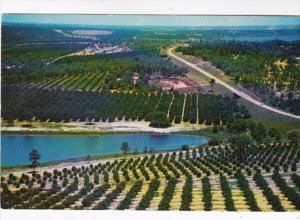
94 173 99 185
2 85 246 126
158 178 177 210
136 179 160 210
177 41 300 91
220 175 236 211
253 171 284 211
2 141 300 211
251 123 268 142
121 142 130 155
117 180 143 210
29 149 41 172
35 181 78 209
208 137 221 146
272 171 300 210
81 183 110 207
179 175 193 210
268 128 281 141
228 133 254 148
202 176 212 211
227 120 272 142
177 41 300 116
93 182 126 210
287 129 300 144
212 125 219 133
2 25 185 91
234 171 260 211
181 145 189 151
149 111 171 128
291 173 300 188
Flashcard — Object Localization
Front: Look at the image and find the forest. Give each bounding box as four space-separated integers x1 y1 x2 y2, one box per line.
176 40 300 90
176 40 300 115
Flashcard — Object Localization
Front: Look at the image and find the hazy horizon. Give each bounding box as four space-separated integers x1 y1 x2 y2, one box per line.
3 15 300 28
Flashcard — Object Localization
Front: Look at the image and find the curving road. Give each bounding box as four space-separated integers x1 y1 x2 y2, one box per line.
167 47 300 120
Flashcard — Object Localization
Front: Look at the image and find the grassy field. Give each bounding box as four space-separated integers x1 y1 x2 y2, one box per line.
255 119 300 137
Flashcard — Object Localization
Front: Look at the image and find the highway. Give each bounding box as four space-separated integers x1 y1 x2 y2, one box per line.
167 47 300 120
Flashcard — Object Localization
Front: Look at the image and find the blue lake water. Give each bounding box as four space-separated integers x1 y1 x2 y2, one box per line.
222 34 300 42
1 134 207 166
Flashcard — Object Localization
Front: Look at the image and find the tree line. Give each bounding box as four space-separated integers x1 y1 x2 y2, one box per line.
2 85 247 126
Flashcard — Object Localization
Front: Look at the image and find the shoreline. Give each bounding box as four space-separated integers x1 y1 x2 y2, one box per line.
1 130 139 137
1 141 207 173
1 120 207 136
1 122 211 171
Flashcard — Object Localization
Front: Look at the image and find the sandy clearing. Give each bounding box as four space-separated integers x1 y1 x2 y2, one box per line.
2 120 206 134
65 120 205 133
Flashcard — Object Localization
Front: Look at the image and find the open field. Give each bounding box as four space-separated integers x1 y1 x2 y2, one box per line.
2 142 300 211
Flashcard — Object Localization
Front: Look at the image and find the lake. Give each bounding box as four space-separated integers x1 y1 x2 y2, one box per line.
220 30 300 42
1 134 207 166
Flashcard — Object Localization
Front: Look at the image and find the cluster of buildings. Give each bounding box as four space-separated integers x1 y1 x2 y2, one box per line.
82 43 131 55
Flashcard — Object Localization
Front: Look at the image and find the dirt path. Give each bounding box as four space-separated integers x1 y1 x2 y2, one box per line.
167 94 174 118
155 93 163 111
181 94 187 123
196 94 199 124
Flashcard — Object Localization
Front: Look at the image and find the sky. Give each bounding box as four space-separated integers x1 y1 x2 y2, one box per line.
2 15 300 27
